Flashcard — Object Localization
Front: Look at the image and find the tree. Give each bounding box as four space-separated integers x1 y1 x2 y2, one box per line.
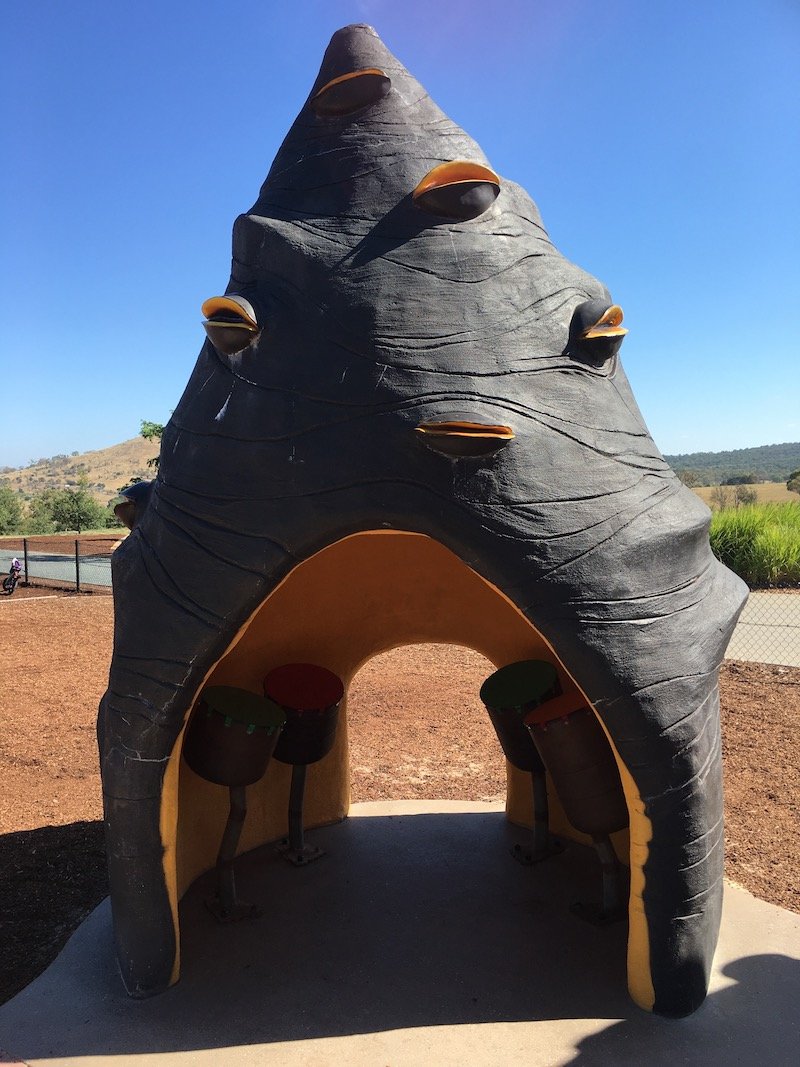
0 484 23 534
733 485 757 507
48 483 106 533
724 473 758 486
140 420 164 471
709 485 732 511
788 469 800 495
24 491 57 534
140 420 164 440
676 469 701 488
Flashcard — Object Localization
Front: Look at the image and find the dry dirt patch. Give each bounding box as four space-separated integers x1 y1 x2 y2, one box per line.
1 592 798 1005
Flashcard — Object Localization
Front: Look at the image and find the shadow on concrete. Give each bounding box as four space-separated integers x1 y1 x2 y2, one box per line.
568 954 800 1065
0 819 107 1004
0 807 798 1065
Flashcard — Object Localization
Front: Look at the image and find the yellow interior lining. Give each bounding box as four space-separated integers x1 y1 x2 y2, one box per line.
158 530 653 1005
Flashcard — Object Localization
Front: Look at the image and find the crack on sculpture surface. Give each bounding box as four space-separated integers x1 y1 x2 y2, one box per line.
98 23 747 1018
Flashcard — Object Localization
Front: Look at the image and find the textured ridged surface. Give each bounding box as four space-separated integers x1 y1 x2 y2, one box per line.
98 24 747 1012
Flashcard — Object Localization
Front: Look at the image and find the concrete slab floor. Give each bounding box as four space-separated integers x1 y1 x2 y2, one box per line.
0 801 798 1066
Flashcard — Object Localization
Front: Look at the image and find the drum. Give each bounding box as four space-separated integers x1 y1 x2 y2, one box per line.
183 686 285 787
264 663 344 766
479 660 560 771
480 659 564 864
525 704 628 839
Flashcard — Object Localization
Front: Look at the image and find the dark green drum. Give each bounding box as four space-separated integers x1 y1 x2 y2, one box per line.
480 660 560 771
183 686 285 787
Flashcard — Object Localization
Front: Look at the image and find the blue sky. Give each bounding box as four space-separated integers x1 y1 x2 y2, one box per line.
1 0 798 467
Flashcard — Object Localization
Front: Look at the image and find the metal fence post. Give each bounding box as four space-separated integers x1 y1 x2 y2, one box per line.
75 539 81 594
23 538 29 585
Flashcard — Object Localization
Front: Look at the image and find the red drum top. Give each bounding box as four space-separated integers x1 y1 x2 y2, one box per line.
263 663 344 712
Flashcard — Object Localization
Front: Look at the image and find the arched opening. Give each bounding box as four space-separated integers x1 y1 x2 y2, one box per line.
164 531 629 917
347 643 504 804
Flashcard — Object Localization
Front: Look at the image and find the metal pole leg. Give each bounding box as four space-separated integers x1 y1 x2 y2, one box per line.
531 769 551 856
570 834 627 926
277 763 325 866
511 767 563 866
288 763 306 853
595 835 625 918
207 785 261 922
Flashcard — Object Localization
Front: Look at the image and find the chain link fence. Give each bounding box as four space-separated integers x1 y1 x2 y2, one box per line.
1 537 798 665
726 589 800 667
0 536 120 593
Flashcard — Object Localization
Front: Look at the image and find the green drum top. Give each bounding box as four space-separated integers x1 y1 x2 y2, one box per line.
480 660 559 713
201 686 285 733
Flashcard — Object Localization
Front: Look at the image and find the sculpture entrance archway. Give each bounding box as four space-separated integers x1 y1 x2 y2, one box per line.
162 531 637 993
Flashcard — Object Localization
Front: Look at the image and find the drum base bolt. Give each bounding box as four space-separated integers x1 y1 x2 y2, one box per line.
206 896 262 923
275 839 325 867
511 836 565 867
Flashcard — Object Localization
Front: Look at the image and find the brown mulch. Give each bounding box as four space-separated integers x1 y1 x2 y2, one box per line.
1 592 798 1006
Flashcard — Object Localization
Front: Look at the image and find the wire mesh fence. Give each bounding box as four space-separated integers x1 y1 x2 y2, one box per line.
726 589 800 668
1 536 798 665
0 535 120 593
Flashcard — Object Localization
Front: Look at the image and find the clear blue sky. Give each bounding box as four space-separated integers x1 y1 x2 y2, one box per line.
1 0 798 467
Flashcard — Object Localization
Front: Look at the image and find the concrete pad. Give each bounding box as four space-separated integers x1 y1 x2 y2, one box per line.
1 800 798 1066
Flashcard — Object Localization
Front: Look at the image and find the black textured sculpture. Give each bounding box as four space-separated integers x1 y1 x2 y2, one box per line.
98 24 747 1015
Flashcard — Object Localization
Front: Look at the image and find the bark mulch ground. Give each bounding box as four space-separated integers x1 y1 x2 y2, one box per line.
1 587 798 1005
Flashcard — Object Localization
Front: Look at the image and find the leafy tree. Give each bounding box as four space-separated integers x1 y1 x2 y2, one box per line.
140 420 164 470
47 482 106 533
0 484 23 534
24 491 57 534
724 473 758 485
140 420 164 440
788 469 800 495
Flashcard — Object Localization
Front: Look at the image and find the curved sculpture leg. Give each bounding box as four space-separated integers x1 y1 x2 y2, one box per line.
641 720 724 1017
595 675 726 1017
101 761 177 997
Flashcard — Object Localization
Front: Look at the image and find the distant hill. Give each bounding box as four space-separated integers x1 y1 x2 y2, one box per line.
2 436 798 502
663 442 800 485
0 437 158 505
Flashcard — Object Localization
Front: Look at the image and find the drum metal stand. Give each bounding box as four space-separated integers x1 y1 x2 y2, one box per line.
264 663 345 868
182 686 285 922
480 660 564 866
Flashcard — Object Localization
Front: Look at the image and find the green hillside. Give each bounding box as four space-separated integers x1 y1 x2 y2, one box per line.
663 442 800 485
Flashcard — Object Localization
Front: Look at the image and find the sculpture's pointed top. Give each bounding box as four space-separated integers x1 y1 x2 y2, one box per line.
252 25 490 221
308 24 396 98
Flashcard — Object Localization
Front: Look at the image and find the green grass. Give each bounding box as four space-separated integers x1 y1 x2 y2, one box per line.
710 502 800 586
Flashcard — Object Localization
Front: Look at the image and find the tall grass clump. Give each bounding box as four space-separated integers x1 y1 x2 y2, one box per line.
710 502 800 586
